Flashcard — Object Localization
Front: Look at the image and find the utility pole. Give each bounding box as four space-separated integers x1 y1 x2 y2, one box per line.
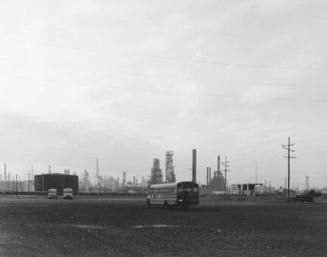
221 157 231 196
282 137 296 201
284 176 287 191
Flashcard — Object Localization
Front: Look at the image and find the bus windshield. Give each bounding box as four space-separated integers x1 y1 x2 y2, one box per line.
177 182 198 193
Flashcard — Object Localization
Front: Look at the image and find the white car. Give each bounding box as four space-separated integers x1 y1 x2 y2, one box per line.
63 188 73 200
48 188 58 199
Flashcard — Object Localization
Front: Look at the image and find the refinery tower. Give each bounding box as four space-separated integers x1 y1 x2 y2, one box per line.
165 151 176 183
149 158 163 185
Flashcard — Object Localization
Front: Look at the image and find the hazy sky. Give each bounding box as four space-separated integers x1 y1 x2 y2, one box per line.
1 0 327 188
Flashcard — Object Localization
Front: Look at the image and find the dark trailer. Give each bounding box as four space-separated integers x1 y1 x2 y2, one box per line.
34 173 79 195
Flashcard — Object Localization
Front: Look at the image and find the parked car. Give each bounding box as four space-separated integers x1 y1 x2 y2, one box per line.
48 188 58 199
294 194 314 202
63 188 73 200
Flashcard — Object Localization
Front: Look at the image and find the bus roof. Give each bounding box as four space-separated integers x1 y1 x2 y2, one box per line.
148 181 198 189
149 183 177 189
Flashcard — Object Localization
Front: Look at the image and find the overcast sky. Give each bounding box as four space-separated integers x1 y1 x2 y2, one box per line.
1 0 327 188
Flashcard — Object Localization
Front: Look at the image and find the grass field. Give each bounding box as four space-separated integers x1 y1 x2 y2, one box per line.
0 195 326 257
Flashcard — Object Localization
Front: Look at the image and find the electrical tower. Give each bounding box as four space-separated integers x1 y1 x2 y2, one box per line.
221 157 231 196
282 137 296 201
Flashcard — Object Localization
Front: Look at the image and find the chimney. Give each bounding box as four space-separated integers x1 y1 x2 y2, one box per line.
192 149 197 183
206 167 211 186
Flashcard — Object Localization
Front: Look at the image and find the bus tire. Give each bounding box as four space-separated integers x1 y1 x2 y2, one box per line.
146 199 152 208
182 202 189 210
164 201 169 208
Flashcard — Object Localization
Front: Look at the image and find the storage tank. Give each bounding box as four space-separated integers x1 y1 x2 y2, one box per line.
34 173 79 194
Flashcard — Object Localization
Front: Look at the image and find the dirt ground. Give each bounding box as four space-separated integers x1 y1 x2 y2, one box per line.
0 195 326 257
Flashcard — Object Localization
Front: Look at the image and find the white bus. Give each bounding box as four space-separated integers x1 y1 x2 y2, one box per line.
146 181 199 209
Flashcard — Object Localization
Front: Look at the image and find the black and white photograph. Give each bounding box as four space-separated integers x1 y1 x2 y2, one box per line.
1 1 327 256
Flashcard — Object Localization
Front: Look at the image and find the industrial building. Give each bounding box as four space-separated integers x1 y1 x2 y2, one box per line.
208 170 225 193
34 173 79 194
207 155 225 194
165 151 176 183
230 183 263 196
149 158 163 185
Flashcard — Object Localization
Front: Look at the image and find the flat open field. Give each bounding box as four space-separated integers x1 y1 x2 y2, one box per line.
0 195 326 257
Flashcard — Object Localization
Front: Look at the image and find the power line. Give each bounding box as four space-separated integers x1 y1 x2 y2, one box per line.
4 66 326 90
31 40 327 72
3 72 327 101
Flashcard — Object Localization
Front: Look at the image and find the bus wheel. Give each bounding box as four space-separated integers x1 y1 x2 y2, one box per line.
164 201 169 208
182 203 189 210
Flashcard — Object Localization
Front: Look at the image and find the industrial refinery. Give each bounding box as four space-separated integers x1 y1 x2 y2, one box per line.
1 1 327 256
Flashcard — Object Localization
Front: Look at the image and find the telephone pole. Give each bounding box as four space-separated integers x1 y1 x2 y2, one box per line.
282 137 296 201
221 157 231 196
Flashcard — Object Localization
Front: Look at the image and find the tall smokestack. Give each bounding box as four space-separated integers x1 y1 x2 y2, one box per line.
192 149 197 183
96 158 99 178
217 155 220 172
206 167 211 186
